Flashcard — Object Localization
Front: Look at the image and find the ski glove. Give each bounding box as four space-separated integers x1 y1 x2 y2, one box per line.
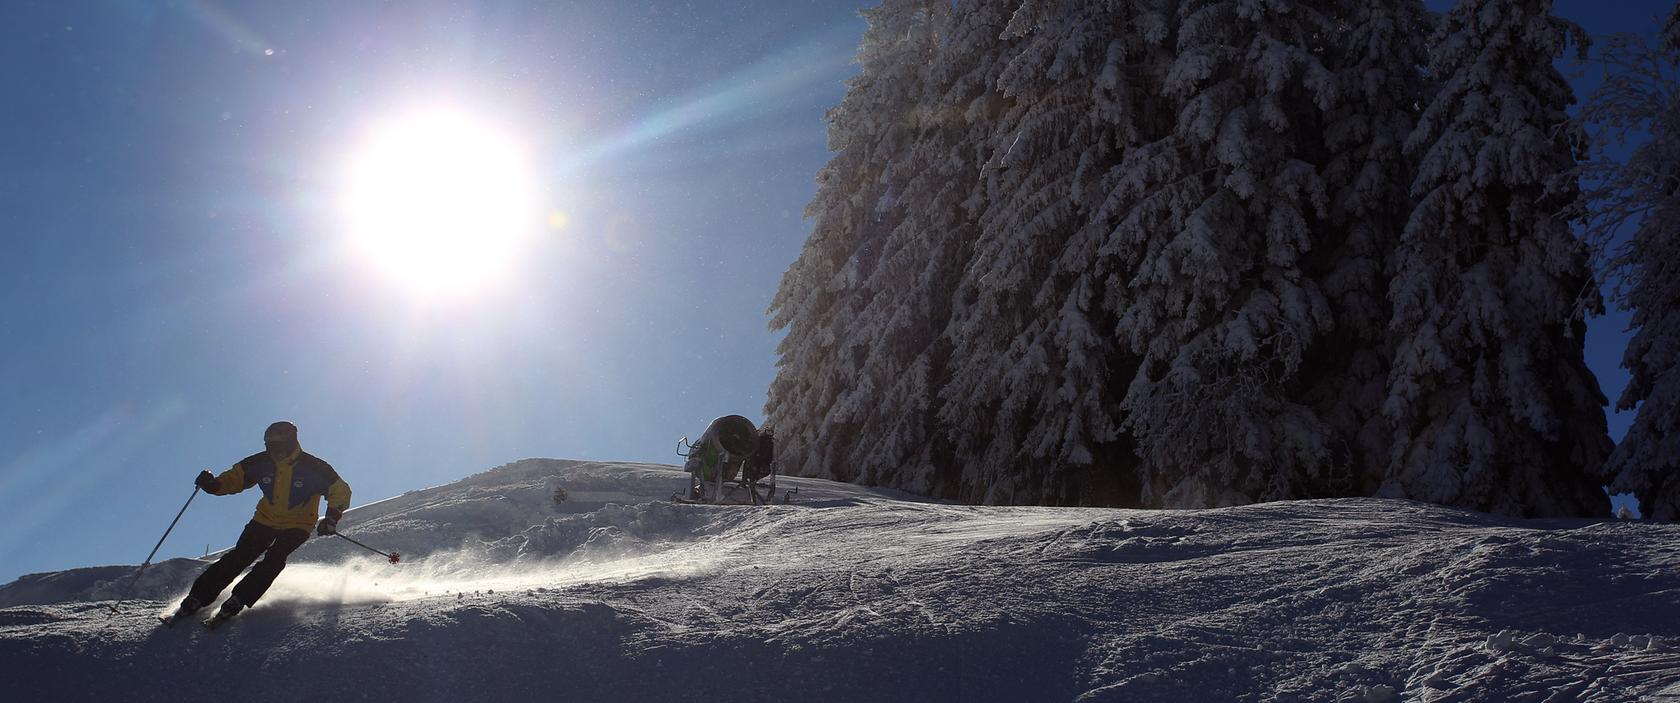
195 470 220 493
315 516 338 536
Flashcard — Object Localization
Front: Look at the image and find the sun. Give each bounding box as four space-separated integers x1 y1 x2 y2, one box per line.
339 107 540 300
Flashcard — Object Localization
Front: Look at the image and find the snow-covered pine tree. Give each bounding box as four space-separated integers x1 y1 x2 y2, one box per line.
1114 0 1343 507
936 0 1171 505
1585 5 1680 521
831 1 1011 496
767 0 944 482
1672 2 1680 48
1304 0 1435 497
1384 0 1612 517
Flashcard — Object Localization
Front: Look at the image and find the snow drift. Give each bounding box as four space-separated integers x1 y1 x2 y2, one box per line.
0 459 1676 702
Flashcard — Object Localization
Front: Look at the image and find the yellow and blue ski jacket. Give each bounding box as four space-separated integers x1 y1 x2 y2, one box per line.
207 447 351 532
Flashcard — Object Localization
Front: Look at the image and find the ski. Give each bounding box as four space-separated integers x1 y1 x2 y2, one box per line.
158 605 200 628
200 612 235 631
158 597 204 628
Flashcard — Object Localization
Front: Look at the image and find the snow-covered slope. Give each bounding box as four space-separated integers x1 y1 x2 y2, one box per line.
1 460 1676 702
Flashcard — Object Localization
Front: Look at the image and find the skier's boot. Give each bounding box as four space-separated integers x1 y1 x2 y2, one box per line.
159 596 203 628
202 595 244 630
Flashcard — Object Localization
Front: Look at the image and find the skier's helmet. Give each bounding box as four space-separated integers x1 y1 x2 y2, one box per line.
264 421 299 454
264 421 298 442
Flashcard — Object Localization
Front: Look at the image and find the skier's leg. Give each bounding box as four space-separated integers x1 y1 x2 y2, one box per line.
229 528 310 606
186 522 276 605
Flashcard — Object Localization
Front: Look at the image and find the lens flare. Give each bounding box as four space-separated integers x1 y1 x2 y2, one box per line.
340 107 540 300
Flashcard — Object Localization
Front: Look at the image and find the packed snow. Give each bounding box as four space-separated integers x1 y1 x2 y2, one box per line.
1 459 1676 702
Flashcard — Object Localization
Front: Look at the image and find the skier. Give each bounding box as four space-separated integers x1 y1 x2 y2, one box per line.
163 421 351 627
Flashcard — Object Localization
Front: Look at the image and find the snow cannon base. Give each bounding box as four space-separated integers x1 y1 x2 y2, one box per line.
674 458 796 506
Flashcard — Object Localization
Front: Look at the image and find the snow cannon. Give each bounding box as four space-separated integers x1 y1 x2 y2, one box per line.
676 415 793 505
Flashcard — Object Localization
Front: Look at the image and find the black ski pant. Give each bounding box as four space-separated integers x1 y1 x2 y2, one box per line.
187 521 310 607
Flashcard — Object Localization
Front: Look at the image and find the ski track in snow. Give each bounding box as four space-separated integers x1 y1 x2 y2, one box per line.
0 459 1676 702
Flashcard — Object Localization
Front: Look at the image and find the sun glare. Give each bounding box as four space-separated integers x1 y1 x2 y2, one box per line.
340 107 540 300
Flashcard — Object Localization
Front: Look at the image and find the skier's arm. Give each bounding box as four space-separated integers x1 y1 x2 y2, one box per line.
200 464 247 495
324 477 351 522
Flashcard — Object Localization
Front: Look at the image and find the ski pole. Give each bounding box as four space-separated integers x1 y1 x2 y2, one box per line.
336 532 401 564
108 486 200 616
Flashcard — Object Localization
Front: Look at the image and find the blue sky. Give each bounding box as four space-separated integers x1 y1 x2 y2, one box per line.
0 0 867 582
0 0 1668 584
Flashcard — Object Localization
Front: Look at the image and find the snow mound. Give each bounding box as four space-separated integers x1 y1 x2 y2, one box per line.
1 460 1676 702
